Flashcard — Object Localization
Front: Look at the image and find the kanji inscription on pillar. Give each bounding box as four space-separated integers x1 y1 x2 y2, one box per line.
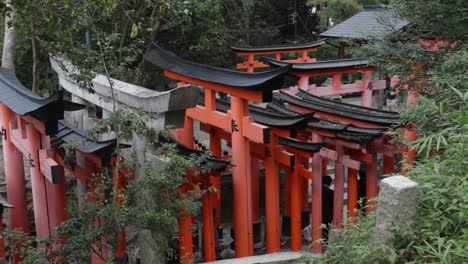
231 119 239 132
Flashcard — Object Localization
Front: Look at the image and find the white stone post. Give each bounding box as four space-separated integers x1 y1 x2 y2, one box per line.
376 175 418 242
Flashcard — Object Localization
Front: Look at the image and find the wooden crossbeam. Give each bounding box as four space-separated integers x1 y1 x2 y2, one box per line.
187 106 231 131
242 116 269 144
39 149 60 184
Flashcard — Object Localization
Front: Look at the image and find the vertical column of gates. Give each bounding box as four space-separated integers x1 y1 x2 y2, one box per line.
365 152 378 211
0 105 29 263
230 96 254 257
347 166 358 221
290 155 302 251
41 134 67 255
202 89 218 262
310 134 323 253
178 115 194 264
251 157 261 249
264 137 280 253
26 124 50 240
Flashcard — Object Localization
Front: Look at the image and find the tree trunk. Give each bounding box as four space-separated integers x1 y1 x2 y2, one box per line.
2 0 16 69
134 2 162 87
31 17 39 92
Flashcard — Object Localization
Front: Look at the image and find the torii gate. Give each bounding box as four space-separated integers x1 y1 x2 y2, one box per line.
144 43 293 259
0 66 134 264
231 39 326 72
51 56 205 263
264 57 387 108
272 88 399 251
0 57 201 263
0 67 90 262
197 95 325 255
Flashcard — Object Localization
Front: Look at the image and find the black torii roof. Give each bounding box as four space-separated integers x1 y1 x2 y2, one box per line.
145 43 291 91
51 120 124 155
268 100 388 144
263 58 369 72
0 67 83 135
319 6 409 39
278 136 322 153
230 38 326 53
297 90 399 119
279 91 400 126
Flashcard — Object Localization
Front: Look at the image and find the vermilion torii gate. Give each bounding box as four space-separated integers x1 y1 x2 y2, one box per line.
231 39 326 72
0 67 79 262
0 66 131 263
145 43 292 258
145 44 400 260
0 64 202 263
266 101 393 252
197 95 324 255
264 57 386 108
278 89 398 209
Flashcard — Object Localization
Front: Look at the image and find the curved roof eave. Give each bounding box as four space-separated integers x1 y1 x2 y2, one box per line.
0 67 61 116
144 43 291 90
230 38 327 52
52 120 124 154
263 57 370 72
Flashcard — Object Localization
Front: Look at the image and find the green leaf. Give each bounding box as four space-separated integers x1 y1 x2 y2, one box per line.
130 23 139 38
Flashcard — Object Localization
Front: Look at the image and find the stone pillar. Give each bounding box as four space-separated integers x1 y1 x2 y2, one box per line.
67 94 88 130
376 176 418 242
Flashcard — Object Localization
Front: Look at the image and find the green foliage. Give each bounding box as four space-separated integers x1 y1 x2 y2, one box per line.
127 140 210 256
391 0 468 40
308 0 362 29
305 213 399 264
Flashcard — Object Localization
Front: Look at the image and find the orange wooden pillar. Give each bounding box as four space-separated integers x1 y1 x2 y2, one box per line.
347 168 358 220
401 128 417 175
0 105 29 263
54 166 67 225
230 96 254 257
284 170 291 218
26 124 50 240
202 173 216 262
301 177 309 212
282 168 291 238
202 89 220 261
178 115 195 263
179 185 194 264
332 146 344 229
298 76 309 90
290 155 302 251
209 133 222 227
310 134 322 253
332 73 342 91
264 142 280 252
39 135 67 255
321 159 328 177
85 164 107 264
383 154 394 176
365 152 378 211
50 164 67 258
401 88 417 175
246 55 255 73
113 162 126 259
251 158 261 224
